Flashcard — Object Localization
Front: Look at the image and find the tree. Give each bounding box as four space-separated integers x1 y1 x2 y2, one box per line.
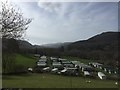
0 1 32 39
1 1 32 74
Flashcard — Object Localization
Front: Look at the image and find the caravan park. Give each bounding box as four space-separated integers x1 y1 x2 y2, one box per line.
2 54 119 88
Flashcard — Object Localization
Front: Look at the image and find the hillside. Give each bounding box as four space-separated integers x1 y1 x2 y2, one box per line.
16 32 119 64
17 40 72 49
68 32 119 51
18 40 34 49
65 32 119 65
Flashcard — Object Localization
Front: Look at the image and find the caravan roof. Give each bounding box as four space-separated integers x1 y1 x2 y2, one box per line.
92 62 103 66
98 72 106 76
37 61 46 66
41 56 47 59
79 63 92 68
53 62 62 66
39 59 47 62
84 71 90 76
62 60 72 64
50 57 57 60
52 68 58 72
59 58 67 61
71 61 80 65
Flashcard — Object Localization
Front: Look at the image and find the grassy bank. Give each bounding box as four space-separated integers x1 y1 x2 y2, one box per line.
15 54 36 68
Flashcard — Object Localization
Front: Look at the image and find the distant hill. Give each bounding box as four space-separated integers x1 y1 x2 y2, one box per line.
17 40 34 49
17 40 71 49
68 32 119 51
65 32 119 65
41 42 72 48
17 32 119 53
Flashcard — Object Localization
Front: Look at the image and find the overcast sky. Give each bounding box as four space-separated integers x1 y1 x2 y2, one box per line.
10 1 118 45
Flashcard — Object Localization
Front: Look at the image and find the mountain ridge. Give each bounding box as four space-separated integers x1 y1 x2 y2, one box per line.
17 31 119 51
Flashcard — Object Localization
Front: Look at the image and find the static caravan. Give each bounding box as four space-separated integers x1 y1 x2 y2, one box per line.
63 63 74 68
51 68 58 72
50 57 58 61
34 54 40 58
43 67 50 72
71 61 81 67
50 57 57 60
28 67 33 72
61 61 74 68
84 71 90 76
52 62 62 66
41 55 47 58
39 59 47 62
91 62 103 68
103 66 116 74
79 64 93 72
37 61 47 67
58 58 67 62
40 56 47 60
104 68 107 72
58 58 67 61
61 68 79 76
98 72 106 80
52 62 63 70
61 68 67 73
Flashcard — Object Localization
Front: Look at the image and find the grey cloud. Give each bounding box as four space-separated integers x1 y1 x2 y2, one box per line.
12 1 118 45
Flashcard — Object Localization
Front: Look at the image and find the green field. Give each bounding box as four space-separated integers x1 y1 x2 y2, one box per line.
2 54 118 88
15 54 36 68
3 73 118 88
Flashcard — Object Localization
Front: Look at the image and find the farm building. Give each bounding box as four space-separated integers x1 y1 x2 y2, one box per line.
98 72 106 80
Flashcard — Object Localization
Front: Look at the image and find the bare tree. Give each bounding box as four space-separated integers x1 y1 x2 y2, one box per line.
1 1 32 74
0 1 32 39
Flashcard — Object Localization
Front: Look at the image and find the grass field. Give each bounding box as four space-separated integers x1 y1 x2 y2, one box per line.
3 73 118 88
15 54 36 68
